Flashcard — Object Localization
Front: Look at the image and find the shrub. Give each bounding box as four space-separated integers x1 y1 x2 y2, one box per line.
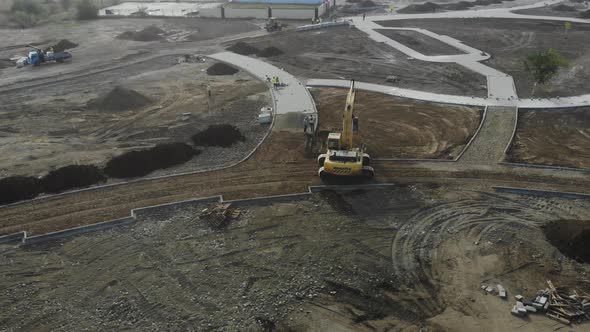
0 176 42 205
12 10 39 28
77 0 98 20
104 143 199 178
61 0 72 10
41 165 106 193
11 0 45 15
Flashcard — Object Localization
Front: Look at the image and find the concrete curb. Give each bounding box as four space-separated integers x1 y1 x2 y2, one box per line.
0 231 26 245
295 20 352 32
6 183 401 245
23 217 135 246
493 186 590 199
498 162 590 173
503 106 520 158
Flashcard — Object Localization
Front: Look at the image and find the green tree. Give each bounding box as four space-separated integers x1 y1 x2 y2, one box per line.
524 48 568 92
76 0 98 20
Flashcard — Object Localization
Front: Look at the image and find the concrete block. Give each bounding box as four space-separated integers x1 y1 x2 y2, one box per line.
525 305 537 313
515 295 524 301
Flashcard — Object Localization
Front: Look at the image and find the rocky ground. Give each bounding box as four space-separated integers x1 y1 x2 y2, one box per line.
2 186 590 331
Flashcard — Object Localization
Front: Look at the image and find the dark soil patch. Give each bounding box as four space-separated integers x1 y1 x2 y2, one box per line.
398 2 440 13
0 176 42 205
104 143 199 178
359 0 377 7
52 39 78 53
443 1 474 10
0 60 12 69
116 25 165 42
191 124 246 147
226 42 260 55
580 9 590 18
41 165 106 194
552 4 577 11
206 62 239 75
88 86 152 112
544 219 590 263
375 29 466 56
256 47 284 58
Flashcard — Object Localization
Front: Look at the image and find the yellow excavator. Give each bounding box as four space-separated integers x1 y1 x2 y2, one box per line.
317 80 374 178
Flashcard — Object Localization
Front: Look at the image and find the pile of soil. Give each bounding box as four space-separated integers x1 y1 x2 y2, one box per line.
256 46 284 58
191 124 246 147
398 2 440 13
544 219 590 263
359 0 377 7
206 63 239 75
88 86 152 112
52 39 78 53
443 1 474 10
552 4 577 11
580 9 590 18
104 143 199 178
41 165 105 194
117 26 165 42
0 176 41 205
226 42 260 55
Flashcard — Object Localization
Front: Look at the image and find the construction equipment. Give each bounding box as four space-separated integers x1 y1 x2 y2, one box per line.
16 45 72 68
317 80 374 178
265 17 284 32
199 203 241 229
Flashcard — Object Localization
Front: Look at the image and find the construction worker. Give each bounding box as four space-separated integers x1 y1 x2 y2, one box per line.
308 114 315 132
303 115 309 134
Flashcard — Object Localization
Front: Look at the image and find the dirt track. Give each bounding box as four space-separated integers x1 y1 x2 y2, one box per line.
237 26 487 97
313 88 483 159
508 107 590 168
377 18 590 98
375 29 467 56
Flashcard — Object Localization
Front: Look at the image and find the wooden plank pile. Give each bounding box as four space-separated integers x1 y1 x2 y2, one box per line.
511 280 590 325
199 203 241 229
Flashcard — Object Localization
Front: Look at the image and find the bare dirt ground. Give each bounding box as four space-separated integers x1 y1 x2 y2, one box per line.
0 18 258 86
377 18 590 98
236 26 487 96
312 88 483 159
375 29 467 56
508 107 590 168
0 58 271 179
513 1 590 17
2 186 590 331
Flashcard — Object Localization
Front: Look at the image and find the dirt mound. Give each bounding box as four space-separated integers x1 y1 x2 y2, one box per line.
206 63 239 75
0 176 42 205
257 47 284 58
88 86 152 112
191 124 246 147
52 39 78 53
581 9 590 18
116 25 165 42
398 2 440 13
104 143 199 178
443 1 474 10
41 165 106 194
226 42 260 55
552 4 577 11
544 219 590 263
359 0 377 7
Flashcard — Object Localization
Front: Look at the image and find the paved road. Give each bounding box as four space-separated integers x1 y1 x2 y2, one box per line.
209 52 317 131
307 79 590 108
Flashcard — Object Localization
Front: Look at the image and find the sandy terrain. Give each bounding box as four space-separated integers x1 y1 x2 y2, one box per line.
508 107 590 168
2 186 590 331
377 18 590 98
0 58 271 178
313 88 483 159
236 26 488 97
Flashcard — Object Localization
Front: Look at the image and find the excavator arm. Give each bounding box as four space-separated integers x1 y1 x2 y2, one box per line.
341 80 355 150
